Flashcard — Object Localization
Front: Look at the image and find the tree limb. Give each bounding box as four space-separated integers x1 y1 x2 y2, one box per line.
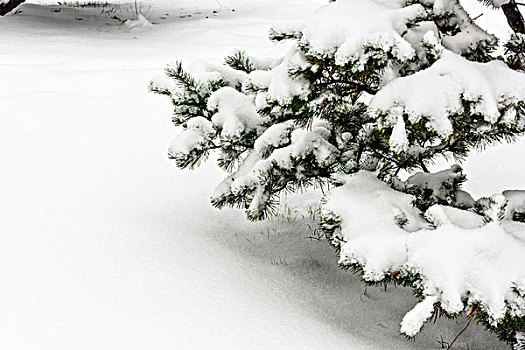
502 0 525 34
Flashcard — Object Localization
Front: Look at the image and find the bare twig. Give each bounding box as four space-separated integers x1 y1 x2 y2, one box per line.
447 304 480 350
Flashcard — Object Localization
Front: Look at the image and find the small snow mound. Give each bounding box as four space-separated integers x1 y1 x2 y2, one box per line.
124 14 152 29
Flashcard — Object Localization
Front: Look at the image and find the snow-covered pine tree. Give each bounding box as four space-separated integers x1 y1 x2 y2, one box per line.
151 0 525 347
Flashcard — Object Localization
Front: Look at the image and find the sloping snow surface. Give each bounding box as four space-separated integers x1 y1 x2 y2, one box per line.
0 0 522 349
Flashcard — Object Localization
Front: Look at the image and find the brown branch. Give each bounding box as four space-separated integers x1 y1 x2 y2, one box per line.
419 157 430 173
502 0 525 34
425 10 443 40
447 304 480 350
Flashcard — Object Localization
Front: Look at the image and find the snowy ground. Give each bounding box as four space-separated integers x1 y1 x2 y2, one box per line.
1 0 522 348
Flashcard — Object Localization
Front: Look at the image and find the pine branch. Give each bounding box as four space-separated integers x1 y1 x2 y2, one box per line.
224 50 256 73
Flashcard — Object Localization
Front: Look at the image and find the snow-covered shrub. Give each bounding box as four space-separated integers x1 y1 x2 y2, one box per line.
151 0 525 346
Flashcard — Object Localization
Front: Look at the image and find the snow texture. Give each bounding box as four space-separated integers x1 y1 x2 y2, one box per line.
245 46 310 105
325 171 525 336
169 116 214 156
271 0 422 65
1 0 521 349
254 121 294 156
164 0 525 342
389 113 409 153
371 51 525 137
208 87 264 138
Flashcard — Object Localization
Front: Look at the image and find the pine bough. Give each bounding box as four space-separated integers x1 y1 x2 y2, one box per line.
151 0 525 347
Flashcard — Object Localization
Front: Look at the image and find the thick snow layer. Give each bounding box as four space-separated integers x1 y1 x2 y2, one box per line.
504 190 525 217
244 46 310 105
209 86 264 137
178 60 248 90
271 0 421 65
389 113 409 153
371 51 525 136
0 0 519 349
325 171 525 337
254 121 294 156
169 116 214 155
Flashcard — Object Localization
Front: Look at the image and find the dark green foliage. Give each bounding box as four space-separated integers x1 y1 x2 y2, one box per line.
475 292 525 348
149 61 229 124
224 50 256 73
505 33 525 70
513 212 525 223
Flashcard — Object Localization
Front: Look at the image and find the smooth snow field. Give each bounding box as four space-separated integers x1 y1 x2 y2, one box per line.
0 0 523 349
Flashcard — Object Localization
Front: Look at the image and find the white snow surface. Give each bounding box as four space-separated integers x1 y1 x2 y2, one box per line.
0 0 521 349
